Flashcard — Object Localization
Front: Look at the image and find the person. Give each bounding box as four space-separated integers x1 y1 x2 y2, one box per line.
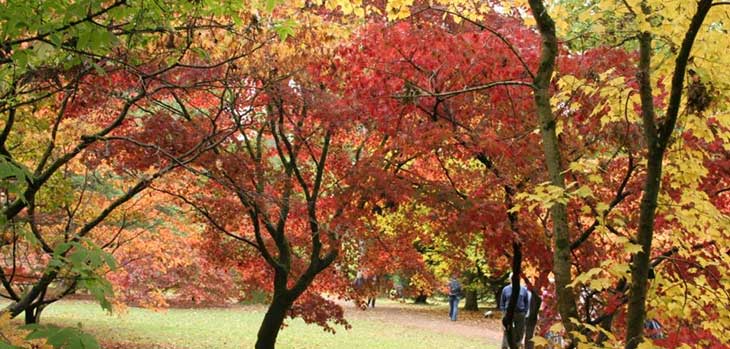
643 269 665 340
354 271 376 308
448 276 463 321
354 271 365 289
365 274 377 308
545 331 564 349
500 274 530 349
644 318 665 339
366 294 376 308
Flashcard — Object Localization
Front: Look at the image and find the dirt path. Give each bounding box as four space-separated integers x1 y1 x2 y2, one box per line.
339 301 504 345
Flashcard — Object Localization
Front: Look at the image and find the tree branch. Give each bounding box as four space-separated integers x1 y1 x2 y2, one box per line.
393 80 533 100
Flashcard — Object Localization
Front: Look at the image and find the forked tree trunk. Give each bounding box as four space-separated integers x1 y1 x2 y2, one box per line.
24 306 41 324
625 3 712 349
255 292 293 349
5 271 57 319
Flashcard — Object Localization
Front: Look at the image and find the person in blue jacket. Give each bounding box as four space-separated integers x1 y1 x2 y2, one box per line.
448 276 463 321
500 274 530 349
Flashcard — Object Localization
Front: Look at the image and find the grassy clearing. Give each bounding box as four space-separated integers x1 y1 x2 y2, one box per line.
40 300 498 349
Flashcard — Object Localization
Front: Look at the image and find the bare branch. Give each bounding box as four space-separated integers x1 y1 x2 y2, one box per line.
393 80 533 100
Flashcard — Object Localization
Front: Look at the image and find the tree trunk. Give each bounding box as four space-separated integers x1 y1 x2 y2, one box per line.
463 289 479 311
492 288 502 310
255 293 293 349
524 292 541 349
503 242 523 349
4 271 57 318
624 145 662 349
414 294 428 304
596 313 615 345
527 0 580 340
624 4 712 349
24 307 39 324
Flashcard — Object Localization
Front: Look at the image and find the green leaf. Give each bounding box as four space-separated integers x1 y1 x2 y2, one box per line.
46 328 78 347
0 157 29 184
24 324 61 341
102 252 118 270
165 55 179 66
0 341 23 349
273 19 297 41
264 0 279 13
191 47 209 61
11 49 29 69
86 249 103 268
48 257 67 269
23 324 100 349
69 249 89 267
76 27 91 50
54 242 74 256
78 332 100 349
89 29 115 52
90 62 106 76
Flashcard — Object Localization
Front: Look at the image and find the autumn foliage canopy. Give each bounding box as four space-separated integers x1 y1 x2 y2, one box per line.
2 0 730 349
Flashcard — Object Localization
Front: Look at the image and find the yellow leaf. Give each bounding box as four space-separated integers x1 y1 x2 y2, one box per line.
531 336 549 347
353 6 365 17
573 185 593 198
624 242 643 254
549 322 565 333
637 339 658 349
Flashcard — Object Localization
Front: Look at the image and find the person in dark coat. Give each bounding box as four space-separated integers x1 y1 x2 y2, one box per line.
448 276 463 321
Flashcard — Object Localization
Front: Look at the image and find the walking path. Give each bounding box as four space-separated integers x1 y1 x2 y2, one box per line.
340 300 503 345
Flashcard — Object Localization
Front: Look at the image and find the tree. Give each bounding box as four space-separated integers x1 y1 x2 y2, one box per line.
105 186 241 308
330 1 730 347
167 80 351 349
0 0 268 324
149 16 384 346
520 1 730 347
333 7 608 348
521 1 582 342
624 2 714 348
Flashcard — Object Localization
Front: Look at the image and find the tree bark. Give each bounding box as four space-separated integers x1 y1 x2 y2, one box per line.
524 291 542 349
625 2 712 348
4 271 56 318
503 242 523 349
526 0 580 340
24 307 39 324
596 312 615 345
489 273 509 309
463 289 479 311
255 292 293 349
624 138 662 349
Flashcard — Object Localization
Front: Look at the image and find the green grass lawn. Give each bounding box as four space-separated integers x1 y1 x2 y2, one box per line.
39 300 497 349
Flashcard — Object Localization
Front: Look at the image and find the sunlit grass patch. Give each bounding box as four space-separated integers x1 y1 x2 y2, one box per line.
40 300 498 349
